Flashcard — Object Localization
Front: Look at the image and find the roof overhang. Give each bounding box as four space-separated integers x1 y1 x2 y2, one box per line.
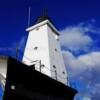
26 20 60 36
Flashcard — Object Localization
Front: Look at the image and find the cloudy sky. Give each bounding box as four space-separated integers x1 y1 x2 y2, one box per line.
0 0 100 100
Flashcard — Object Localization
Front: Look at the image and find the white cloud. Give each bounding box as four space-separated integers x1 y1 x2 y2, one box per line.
74 93 91 100
63 51 100 76
60 26 93 51
62 51 100 99
82 96 91 100
62 51 88 76
78 52 100 69
59 19 100 52
61 20 100 99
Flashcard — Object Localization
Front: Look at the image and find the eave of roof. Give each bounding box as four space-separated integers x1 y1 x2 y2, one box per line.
26 20 60 36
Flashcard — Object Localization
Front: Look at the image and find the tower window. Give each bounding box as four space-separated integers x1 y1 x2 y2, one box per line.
55 48 57 52
53 65 56 69
63 71 65 74
34 47 38 50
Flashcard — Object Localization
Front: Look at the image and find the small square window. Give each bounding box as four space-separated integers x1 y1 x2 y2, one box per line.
63 71 65 74
53 65 56 68
55 48 57 51
34 47 38 50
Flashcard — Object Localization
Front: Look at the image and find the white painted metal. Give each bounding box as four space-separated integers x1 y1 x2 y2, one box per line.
0 56 8 79
23 20 68 85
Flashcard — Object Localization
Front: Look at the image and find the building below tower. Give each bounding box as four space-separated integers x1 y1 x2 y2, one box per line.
2 57 77 100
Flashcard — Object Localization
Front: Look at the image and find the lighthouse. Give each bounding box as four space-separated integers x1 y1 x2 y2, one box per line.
22 14 68 85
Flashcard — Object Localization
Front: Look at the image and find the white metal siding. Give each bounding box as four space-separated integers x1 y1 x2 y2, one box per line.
0 58 7 78
23 25 51 77
47 26 67 84
23 21 68 85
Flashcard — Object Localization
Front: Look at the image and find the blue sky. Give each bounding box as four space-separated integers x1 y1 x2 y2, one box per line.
0 0 100 100
0 83 3 100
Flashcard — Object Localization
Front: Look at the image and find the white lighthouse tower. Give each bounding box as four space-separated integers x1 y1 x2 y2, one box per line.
22 14 68 85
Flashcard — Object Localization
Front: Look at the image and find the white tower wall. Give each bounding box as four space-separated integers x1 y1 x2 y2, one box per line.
47 26 67 84
0 56 8 78
23 20 68 85
23 24 51 76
